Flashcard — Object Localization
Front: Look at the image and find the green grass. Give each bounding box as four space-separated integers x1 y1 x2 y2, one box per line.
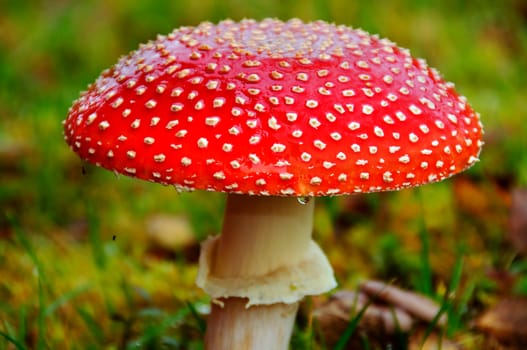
1 0 526 348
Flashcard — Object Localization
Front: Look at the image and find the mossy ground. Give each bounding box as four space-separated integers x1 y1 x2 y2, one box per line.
1 1 526 349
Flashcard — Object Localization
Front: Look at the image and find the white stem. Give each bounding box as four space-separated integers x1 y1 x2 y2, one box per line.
212 194 315 278
204 194 315 350
205 298 299 350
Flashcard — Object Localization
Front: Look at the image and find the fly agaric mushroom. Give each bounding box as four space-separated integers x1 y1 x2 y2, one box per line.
63 19 483 349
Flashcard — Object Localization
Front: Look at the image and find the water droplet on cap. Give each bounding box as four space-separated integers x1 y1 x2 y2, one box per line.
297 196 312 205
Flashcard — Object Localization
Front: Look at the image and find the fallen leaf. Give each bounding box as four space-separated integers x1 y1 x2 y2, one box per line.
360 280 447 326
315 290 413 332
313 290 413 349
408 329 461 350
476 296 527 347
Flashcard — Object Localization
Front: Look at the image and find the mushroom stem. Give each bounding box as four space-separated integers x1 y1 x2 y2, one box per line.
213 194 315 278
201 194 332 350
205 298 299 350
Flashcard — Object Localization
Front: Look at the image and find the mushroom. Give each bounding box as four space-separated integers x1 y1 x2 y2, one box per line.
63 19 483 350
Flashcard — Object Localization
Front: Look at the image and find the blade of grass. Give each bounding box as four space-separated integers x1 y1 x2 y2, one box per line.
0 330 26 350
303 297 315 350
16 305 28 349
128 306 193 348
418 295 449 350
446 253 469 336
311 314 327 350
186 301 206 335
418 224 432 296
333 296 374 350
86 202 106 269
448 279 476 336
448 253 464 295
359 335 371 350
76 307 105 343
419 254 463 348
388 307 410 348
416 190 433 297
9 215 47 350
43 284 91 317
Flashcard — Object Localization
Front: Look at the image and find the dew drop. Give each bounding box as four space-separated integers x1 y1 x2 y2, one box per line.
297 196 312 205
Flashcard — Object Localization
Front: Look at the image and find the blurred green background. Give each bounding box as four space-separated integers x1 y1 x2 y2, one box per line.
1 0 526 349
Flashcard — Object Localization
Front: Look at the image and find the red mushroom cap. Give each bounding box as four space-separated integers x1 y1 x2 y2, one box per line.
64 19 483 196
